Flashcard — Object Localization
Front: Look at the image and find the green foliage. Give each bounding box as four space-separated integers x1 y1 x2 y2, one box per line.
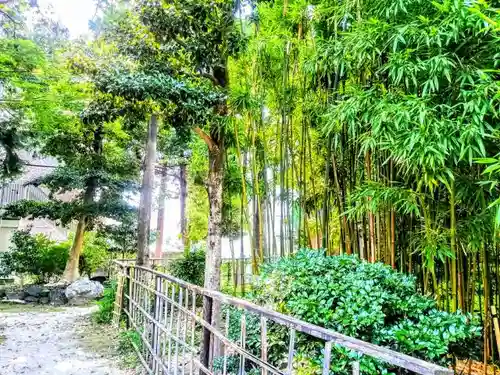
0 230 111 282
118 329 142 368
0 229 68 283
224 251 480 373
168 250 206 286
93 280 117 325
79 233 109 277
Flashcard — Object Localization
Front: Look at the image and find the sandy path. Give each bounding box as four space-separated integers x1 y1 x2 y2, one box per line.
0 306 134 375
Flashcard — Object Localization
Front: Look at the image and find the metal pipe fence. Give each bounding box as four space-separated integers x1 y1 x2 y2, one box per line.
112 262 453 375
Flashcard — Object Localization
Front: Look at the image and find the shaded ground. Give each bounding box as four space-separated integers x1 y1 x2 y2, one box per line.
0 304 136 375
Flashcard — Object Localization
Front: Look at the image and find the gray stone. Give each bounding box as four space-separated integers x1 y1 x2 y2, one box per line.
65 279 104 306
40 289 50 297
24 296 39 303
26 285 43 297
6 291 24 300
39 297 50 304
49 288 68 306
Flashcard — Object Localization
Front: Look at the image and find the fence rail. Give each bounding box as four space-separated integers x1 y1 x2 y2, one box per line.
112 262 453 375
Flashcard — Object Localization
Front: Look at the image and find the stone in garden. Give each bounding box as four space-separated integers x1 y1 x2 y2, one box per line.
41 289 50 297
26 285 43 298
25 296 39 303
49 287 68 306
65 279 104 306
40 297 50 304
6 291 24 301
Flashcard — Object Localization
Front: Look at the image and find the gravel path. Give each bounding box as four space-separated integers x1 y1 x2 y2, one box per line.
0 306 134 375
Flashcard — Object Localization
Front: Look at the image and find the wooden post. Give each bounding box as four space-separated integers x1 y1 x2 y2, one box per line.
113 266 125 327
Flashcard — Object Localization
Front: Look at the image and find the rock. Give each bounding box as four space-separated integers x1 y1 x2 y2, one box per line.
26 285 43 298
49 288 68 306
65 279 104 306
39 297 50 304
6 291 24 301
41 289 50 297
24 296 39 303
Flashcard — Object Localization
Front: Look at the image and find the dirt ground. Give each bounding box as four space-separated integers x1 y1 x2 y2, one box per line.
0 304 136 375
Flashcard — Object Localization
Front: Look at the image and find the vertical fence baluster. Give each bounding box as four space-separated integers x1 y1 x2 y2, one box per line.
174 288 183 375
352 361 360 375
239 312 247 375
161 280 169 370
189 291 196 375
167 285 176 371
223 309 230 375
181 288 189 375
286 328 295 375
152 275 162 374
322 341 333 375
260 317 268 375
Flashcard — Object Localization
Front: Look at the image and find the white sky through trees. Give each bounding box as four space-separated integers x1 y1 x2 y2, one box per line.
38 0 95 37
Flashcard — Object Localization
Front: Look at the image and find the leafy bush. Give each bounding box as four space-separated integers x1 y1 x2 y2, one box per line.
93 280 117 324
169 249 205 286
0 230 68 283
224 251 480 374
0 230 110 282
79 233 109 277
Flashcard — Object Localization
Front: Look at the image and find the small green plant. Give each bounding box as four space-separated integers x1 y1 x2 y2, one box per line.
118 329 142 368
93 280 117 324
169 249 206 286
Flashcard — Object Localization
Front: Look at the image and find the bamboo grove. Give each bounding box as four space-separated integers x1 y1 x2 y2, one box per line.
220 0 500 362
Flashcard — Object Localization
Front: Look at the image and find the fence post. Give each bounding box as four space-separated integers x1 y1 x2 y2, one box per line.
113 264 127 327
201 295 213 373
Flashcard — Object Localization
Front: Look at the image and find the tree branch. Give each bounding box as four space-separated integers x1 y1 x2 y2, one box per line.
194 127 217 151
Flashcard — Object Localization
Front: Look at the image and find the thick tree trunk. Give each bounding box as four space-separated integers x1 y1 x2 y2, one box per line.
137 115 158 266
180 163 188 250
204 146 224 290
62 218 86 282
155 167 167 258
202 144 224 365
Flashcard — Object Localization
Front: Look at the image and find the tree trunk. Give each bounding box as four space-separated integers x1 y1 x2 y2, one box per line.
137 114 158 266
62 218 86 282
180 163 188 250
204 146 224 291
155 167 167 259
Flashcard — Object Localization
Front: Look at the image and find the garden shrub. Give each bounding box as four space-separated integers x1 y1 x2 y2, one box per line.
223 251 480 374
169 249 205 286
0 230 111 283
0 230 68 283
93 280 117 324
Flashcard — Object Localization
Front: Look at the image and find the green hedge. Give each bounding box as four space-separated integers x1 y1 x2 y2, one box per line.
222 250 480 374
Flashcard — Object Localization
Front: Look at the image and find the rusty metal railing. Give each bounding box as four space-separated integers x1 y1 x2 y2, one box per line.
112 262 453 375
